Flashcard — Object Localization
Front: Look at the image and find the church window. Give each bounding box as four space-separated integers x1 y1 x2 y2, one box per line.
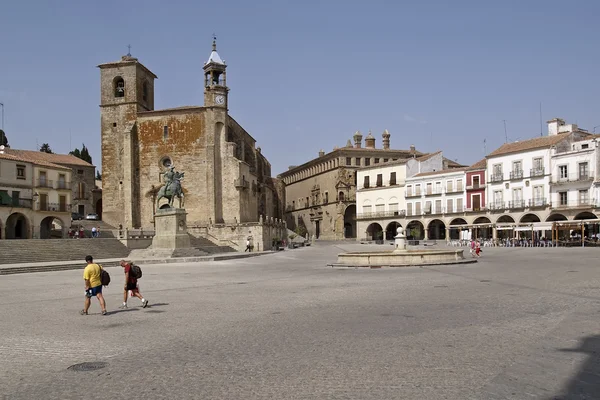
163 126 169 141
338 191 345 201
161 157 172 168
114 77 125 98
142 81 148 102
113 122 117 127
324 192 329 204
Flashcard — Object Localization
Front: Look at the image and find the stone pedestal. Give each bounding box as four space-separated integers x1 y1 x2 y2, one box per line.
152 208 191 249
394 226 406 252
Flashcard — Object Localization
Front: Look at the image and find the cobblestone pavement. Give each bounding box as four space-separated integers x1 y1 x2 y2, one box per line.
1 244 600 399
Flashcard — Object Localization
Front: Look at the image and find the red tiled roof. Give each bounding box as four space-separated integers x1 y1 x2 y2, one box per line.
6 149 94 167
487 135 570 157
468 158 486 170
0 151 71 170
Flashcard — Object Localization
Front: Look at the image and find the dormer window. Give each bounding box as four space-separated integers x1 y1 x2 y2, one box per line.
114 77 125 98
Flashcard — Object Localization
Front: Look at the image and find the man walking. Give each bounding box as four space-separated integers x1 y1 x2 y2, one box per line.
119 260 148 309
81 255 107 315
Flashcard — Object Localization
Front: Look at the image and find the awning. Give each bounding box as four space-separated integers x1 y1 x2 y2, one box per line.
532 223 554 230
0 191 12 205
496 226 515 230
515 226 533 232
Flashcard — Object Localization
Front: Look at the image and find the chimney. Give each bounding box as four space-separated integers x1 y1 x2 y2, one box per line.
318 149 325 157
410 144 416 153
353 131 363 148
365 130 376 149
382 129 390 150
547 118 565 136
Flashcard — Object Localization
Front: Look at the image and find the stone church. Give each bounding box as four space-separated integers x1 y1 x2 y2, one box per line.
98 41 285 246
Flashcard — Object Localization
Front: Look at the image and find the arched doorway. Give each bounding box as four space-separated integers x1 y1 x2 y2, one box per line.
406 220 425 240
449 218 468 240
473 216 492 239
96 199 103 220
385 221 401 240
6 213 30 239
343 204 356 238
366 222 383 242
40 216 66 239
496 215 515 240
427 219 446 240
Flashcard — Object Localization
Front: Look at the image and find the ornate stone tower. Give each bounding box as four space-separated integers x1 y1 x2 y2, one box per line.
203 39 229 223
98 53 157 228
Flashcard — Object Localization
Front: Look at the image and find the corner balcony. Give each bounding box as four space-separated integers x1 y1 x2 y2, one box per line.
489 174 503 183
509 170 524 180
550 173 594 185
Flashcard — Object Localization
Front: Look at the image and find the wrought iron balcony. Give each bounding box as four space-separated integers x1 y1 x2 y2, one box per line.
36 202 71 212
35 179 54 188
357 210 406 220
490 174 504 183
488 202 506 210
509 170 523 180
530 168 545 178
424 189 444 196
550 173 594 185
405 191 422 198
551 199 597 209
465 184 481 191
508 200 526 209
528 198 548 208
56 181 71 190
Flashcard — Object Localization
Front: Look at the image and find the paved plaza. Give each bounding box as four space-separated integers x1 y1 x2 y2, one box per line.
1 244 600 399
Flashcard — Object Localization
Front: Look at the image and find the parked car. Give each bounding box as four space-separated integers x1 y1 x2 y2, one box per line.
71 212 84 221
86 213 100 221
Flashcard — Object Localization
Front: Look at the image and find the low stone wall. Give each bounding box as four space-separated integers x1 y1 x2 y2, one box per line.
189 216 287 252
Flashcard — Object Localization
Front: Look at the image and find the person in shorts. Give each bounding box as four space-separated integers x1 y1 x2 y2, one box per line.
81 255 107 315
119 260 148 309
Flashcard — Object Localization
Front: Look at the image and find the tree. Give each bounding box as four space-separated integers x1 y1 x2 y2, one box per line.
69 143 92 164
0 129 8 147
96 171 102 181
39 143 53 153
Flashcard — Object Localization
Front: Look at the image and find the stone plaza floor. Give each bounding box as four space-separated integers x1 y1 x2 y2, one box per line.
1 243 600 399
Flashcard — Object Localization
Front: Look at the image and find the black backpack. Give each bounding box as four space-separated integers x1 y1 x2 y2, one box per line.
130 264 143 279
99 265 111 286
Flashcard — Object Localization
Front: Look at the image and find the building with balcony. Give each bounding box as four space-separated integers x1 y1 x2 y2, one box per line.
279 130 435 240
466 159 486 212
0 151 72 239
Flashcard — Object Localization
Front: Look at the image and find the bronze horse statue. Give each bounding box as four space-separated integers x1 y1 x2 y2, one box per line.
156 171 185 209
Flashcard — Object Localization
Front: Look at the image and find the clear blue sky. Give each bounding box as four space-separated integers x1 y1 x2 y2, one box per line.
1 0 599 174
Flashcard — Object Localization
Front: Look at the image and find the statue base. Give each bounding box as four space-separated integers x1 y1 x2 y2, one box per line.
152 208 191 249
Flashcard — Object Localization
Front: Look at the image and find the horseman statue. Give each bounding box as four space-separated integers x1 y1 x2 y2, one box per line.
156 165 185 209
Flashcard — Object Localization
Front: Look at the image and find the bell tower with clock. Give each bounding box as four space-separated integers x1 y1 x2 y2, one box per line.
203 38 228 108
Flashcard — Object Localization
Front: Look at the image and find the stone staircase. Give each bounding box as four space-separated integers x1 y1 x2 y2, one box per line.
188 234 237 254
0 239 131 265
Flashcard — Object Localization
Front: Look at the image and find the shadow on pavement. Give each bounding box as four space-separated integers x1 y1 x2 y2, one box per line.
148 302 169 308
552 334 600 399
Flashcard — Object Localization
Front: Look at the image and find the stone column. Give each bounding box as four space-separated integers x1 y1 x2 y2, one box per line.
445 227 450 242
423 227 429 241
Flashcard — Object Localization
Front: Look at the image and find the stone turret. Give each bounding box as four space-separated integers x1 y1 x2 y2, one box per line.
353 131 363 148
346 139 353 148
365 130 376 149
382 129 390 150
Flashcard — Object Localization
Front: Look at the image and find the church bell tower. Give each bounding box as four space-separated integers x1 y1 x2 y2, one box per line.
203 39 229 108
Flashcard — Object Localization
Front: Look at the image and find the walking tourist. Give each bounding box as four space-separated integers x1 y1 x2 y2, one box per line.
245 238 251 252
91 226 97 238
475 240 481 257
119 260 148 309
81 255 107 315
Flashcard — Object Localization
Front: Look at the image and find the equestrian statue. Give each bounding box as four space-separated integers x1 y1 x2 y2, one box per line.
156 165 185 209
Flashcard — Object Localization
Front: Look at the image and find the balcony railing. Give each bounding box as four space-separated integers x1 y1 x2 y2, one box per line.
528 198 548 207
490 174 504 183
488 202 506 210
509 170 523 180
405 191 422 198
508 200 526 209
35 179 54 188
56 181 71 190
550 173 594 184
424 190 444 196
36 202 71 212
465 184 481 191
357 210 406 220
551 199 597 209
530 168 545 178
0 198 33 208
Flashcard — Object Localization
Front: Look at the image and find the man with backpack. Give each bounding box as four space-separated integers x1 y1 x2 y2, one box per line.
119 260 148 309
81 255 107 315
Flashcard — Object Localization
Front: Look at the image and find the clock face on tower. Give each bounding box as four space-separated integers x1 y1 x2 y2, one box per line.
215 95 225 105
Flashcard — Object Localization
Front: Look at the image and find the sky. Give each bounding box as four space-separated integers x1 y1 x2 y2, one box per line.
1 0 600 174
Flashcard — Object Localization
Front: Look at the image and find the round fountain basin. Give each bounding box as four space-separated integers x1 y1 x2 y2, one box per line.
330 249 476 268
